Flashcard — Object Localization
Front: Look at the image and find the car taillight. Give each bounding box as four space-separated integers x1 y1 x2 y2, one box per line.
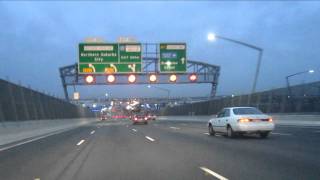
268 118 273 122
238 118 250 123
134 118 137 120
144 117 148 120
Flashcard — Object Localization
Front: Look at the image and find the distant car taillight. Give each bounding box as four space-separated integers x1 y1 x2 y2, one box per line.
134 117 137 120
268 118 273 122
144 117 148 120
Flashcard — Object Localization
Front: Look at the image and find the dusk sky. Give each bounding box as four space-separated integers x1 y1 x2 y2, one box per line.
0 1 319 99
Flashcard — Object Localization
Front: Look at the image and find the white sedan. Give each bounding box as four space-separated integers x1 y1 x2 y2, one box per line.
208 107 275 138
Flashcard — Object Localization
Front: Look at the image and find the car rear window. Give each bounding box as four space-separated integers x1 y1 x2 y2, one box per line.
233 108 263 115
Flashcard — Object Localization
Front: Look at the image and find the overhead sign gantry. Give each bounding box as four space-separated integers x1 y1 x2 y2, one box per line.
60 39 220 101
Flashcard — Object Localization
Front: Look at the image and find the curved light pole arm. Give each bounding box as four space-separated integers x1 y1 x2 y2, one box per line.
148 86 171 101
286 70 312 98
216 35 263 51
215 35 263 93
286 70 311 78
152 86 170 100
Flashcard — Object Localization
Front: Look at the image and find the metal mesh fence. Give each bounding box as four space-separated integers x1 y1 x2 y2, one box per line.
0 79 94 121
162 81 320 115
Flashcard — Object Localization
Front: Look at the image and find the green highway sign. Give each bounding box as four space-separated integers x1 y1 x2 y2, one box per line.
79 43 119 63
119 43 142 63
159 43 187 73
78 43 142 74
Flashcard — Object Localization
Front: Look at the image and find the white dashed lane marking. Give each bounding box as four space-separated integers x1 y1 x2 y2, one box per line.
199 166 228 180
170 126 180 130
90 130 95 135
145 136 155 142
271 132 292 136
77 139 85 146
132 129 137 132
204 133 222 137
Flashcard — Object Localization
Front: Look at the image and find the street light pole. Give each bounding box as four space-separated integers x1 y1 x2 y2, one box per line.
208 33 263 94
147 85 171 102
286 69 315 98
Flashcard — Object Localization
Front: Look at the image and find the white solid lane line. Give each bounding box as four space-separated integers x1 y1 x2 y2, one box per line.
204 133 210 135
132 129 137 132
271 132 292 136
90 130 95 135
77 139 85 146
199 167 228 180
145 136 155 142
170 126 180 130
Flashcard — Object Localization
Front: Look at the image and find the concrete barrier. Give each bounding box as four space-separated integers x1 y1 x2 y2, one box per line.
157 114 320 126
0 118 98 147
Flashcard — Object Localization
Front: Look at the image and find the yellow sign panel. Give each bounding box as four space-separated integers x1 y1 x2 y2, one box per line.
104 67 115 74
83 68 93 73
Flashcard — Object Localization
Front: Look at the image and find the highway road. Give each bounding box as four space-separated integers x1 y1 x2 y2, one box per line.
0 119 319 180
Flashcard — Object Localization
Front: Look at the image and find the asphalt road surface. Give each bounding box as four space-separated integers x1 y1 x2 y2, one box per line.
0 119 319 180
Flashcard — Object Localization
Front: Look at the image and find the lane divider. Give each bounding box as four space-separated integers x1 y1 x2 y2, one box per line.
77 139 85 146
199 166 228 180
132 129 137 132
145 136 155 142
90 130 95 135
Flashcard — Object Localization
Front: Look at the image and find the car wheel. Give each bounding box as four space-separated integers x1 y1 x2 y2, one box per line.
227 126 235 138
259 132 270 139
208 125 215 136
